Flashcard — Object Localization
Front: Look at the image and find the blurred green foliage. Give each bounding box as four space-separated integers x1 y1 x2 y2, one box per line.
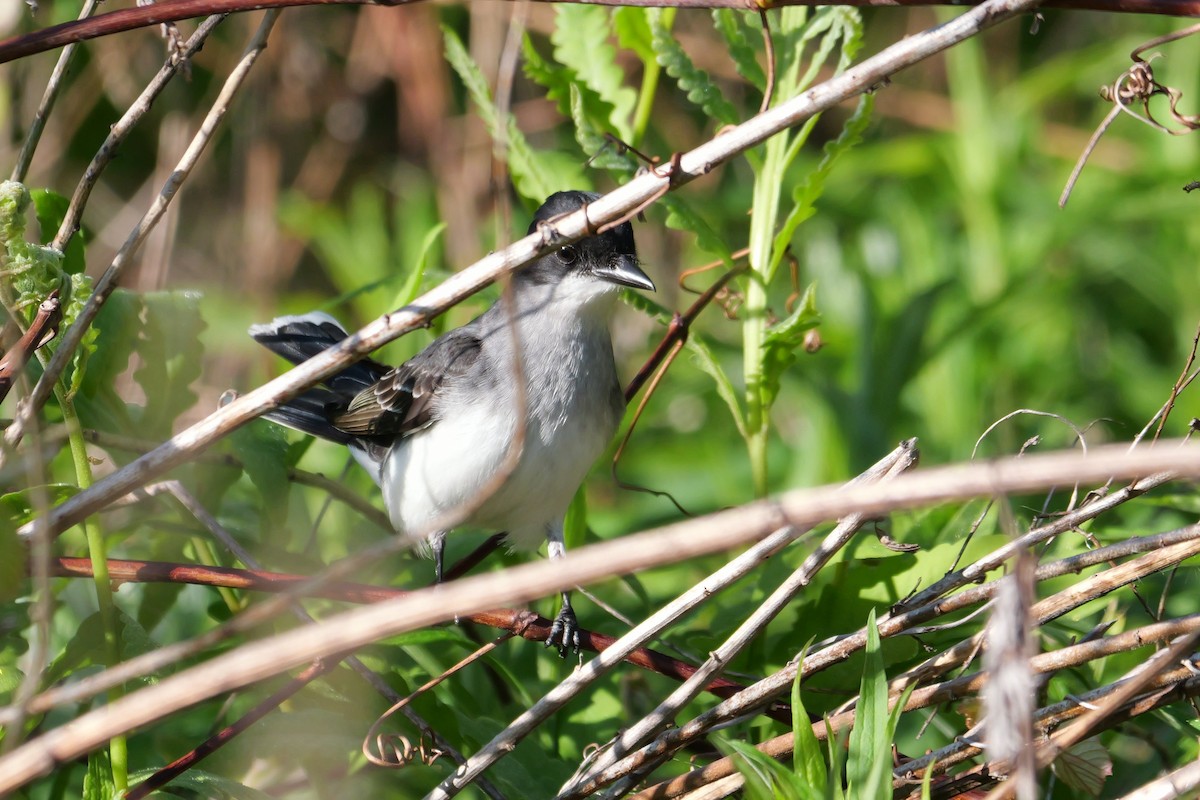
1 4 1199 798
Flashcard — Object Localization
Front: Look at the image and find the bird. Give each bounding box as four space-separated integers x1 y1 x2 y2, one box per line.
248 190 655 654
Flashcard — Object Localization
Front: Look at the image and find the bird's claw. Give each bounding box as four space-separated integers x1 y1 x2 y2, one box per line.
546 605 581 657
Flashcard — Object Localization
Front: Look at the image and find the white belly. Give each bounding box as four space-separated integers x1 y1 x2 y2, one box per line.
380 384 617 550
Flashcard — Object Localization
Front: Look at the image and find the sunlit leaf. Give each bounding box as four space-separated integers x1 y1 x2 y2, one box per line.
1051 739 1112 797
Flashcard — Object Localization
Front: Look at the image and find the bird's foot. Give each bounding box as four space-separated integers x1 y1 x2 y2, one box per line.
546 604 581 658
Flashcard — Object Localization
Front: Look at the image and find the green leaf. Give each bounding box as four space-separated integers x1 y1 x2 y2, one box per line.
660 194 732 261
570 85 639 173
791 644 827 796
769 94 874 280
389 221 445 309
846 608 886 796
444 26 561 203
0 484 80 526
45 609 156 686
0 512 22 603
712 10 766 92
1051 739 1112 797
30 188 86 276
74 289 140 437
686 334 746 439
134 290 206 438
761 284 820 409
229 419 294 533
722 739 805 800
84 749 116 800
551 6 636 140
127 768 275 800
650 10 738 127
564 487 588 551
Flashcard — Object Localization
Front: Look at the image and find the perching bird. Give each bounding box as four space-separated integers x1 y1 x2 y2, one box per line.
249 190 655 653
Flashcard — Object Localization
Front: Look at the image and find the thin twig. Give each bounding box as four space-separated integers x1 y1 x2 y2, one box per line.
562 444 919 799
9 0 101 182
1 9 279 467
0 0 1194 66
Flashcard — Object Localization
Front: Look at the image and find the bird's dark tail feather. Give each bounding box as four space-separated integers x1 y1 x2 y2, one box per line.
249 312 389 444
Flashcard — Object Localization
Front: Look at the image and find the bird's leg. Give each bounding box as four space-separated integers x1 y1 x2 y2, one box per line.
431 530 448 584
545 523 581 656
429 530 459 625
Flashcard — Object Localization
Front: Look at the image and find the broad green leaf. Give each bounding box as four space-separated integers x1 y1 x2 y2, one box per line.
650 10 738 127
74 288 141 437
613 8 654 64
229 419 293 533
846 608 886 796
791 644 827 796
444 26 562 203
84 749 116 800
712 10 766 92
686 334 746 439
45 609 156 686
30 188 86 276
552 6 636 140
134 290 205 438
1051 739 1112 797
126 768 275 800
0 484 79 526
524 38 631 172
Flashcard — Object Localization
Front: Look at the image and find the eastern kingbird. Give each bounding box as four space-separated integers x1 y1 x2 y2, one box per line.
249 191 655 653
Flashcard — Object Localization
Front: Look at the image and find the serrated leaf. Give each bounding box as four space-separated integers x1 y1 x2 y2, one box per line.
552 6 636 140
712 10 766 92
686 334 746 439
765 284 820 349
1051 739 1112 797
770 94 874 280
761 285 819 409
570 85 638 173
650 10 738 127
444 26 560 203
660 194 732 261
134 290 205 438
74 288 140 437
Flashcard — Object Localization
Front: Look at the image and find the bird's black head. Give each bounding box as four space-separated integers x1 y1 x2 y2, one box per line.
520 191 654 292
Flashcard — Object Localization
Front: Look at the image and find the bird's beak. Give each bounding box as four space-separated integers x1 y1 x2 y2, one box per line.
594 256 655 292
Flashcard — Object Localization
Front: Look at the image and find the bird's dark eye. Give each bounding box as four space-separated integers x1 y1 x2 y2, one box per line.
559 245 577 264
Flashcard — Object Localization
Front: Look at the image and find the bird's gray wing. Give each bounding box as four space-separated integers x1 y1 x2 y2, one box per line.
332 327 483 438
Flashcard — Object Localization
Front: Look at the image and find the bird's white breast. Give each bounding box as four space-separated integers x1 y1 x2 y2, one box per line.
382 278 623 550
